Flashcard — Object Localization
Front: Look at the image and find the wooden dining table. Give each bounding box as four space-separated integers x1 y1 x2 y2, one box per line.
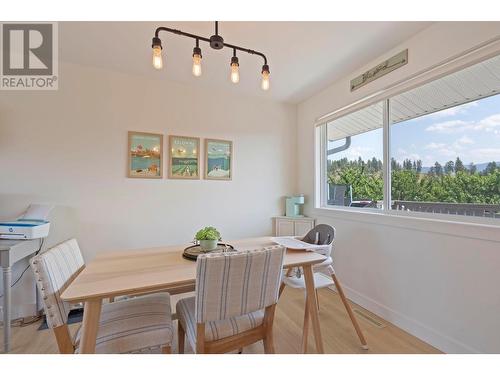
60 236 326 354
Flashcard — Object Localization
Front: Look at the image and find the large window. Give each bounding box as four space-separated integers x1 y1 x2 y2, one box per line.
319 53 500 219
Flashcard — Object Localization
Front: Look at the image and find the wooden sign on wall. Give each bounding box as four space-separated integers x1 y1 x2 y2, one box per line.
350 49 408 92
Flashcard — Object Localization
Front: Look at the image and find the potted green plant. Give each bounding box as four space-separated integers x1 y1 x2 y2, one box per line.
195 226 221 251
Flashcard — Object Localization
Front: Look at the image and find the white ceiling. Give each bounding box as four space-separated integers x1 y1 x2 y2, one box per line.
59 22 433 103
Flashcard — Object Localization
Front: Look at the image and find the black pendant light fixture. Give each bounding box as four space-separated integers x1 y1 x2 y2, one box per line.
151 21 270 91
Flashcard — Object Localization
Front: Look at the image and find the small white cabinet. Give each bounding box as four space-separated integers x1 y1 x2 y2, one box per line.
273 216 316 237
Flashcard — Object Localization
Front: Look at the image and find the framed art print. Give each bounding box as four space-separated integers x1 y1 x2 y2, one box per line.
205 139 232 180
168 135 200 179
128 131 163 178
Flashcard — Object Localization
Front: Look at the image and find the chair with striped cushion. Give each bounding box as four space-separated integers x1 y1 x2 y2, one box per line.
176 245 286 354
29 238 173 354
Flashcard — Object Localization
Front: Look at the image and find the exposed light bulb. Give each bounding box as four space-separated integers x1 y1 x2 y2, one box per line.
230 63 240 83
193 44 201 77
230 54 240 84
192 45 202 77
192 54 202 77
261 64 270 91
261 71 270 91
152 45 163 70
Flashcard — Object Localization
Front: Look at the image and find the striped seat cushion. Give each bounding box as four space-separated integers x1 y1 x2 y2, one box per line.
177 296 264 349
75 293 173 354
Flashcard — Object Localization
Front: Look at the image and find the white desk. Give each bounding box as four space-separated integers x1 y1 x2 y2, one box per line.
0 238 42 353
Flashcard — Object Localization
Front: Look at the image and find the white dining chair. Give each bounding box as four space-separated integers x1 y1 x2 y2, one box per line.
29 238 174 354
281 224 368 350
176 245 286 354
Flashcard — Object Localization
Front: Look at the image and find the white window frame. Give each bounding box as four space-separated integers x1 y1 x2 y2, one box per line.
314 38 500 228
315 99 391 213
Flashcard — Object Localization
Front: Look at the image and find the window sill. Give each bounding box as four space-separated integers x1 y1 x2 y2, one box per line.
312 206 500 243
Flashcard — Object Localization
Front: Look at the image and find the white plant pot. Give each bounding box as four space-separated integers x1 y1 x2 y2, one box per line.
199 239 218 251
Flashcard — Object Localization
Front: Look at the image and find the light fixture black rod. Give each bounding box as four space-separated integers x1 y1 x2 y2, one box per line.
215 21 218 36
224 42 267 65
155 27 211 43
154 26 268 65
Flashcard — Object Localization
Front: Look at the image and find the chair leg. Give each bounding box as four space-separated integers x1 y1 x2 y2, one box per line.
278 282 286 298
331 273 368 349
263 332 275 354
177 321 185 354
162 345 171 354
196 323 206 354
263 305 276 354
315 289 320 311
279 268 293 298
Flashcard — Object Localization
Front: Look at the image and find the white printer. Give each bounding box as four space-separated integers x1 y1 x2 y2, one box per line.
0 220 50 239
0 204 52 240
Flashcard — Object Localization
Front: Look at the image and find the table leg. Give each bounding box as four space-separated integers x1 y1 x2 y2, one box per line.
79 299 102 354
301 294 309 353
302 265 324 353
2 266 12 353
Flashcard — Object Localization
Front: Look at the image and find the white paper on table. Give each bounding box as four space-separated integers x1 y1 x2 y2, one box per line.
21 204 54 221
270 236 326 251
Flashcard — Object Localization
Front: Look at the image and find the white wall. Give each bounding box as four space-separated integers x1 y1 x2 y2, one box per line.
297 22 500 353
2 21 500 353
0 62 297 319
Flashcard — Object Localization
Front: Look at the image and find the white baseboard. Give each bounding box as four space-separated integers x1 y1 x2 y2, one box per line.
339 284 479 354
0 303 37 322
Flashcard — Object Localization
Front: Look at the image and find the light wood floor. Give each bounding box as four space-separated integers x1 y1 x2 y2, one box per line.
2 287 440 354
